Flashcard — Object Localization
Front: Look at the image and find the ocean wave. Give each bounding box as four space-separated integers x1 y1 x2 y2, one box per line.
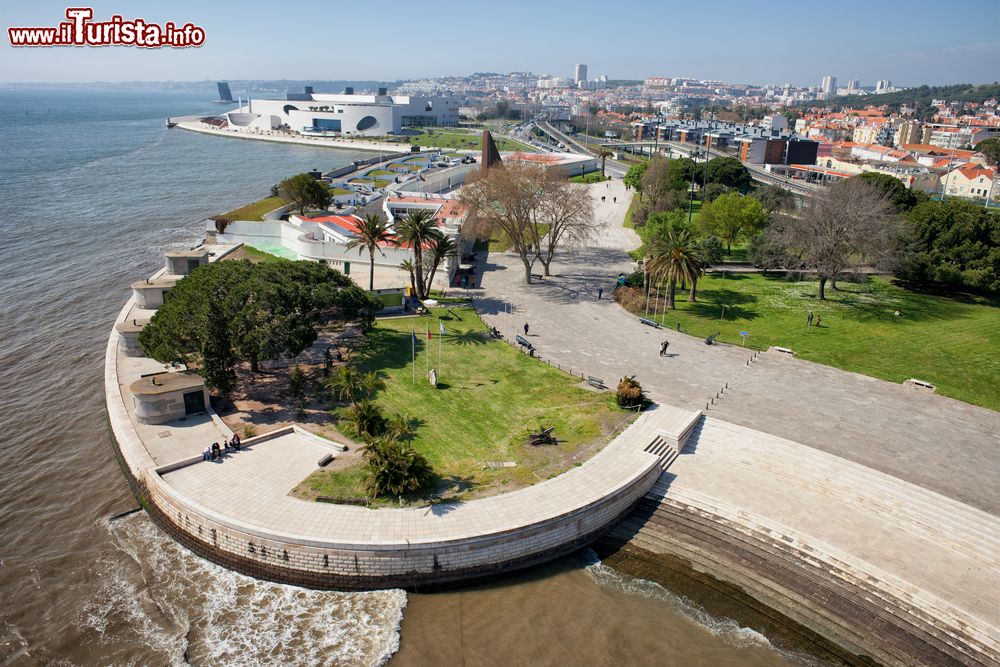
81 514 406 666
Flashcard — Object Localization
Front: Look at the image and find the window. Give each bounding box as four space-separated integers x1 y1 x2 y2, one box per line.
356 115 378 131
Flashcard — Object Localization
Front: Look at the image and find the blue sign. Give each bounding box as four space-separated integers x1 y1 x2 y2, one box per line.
740 331 749 337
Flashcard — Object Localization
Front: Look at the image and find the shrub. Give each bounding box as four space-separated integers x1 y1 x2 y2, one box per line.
340 400 386 439
362 436 434 497
699 236 725 264
616 375 646 408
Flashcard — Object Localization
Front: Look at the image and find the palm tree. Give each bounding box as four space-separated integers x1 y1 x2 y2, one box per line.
345 213 396 292
646 227 705 309
424 233 457 293
400 259 417 300
596 147 613 178
325 365 362 405
362 435 433 497
396 209 438 299
386 413 416 442
359 371 386 401
341 399 385 440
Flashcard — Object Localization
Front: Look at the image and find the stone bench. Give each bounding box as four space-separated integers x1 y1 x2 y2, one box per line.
639 317 660 328
587 375 606 389
769 346 795 356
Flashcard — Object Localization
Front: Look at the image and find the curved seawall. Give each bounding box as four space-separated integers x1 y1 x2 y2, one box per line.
105 251 697 589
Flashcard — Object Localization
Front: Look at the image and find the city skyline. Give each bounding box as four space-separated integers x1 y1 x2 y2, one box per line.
1 0 998 86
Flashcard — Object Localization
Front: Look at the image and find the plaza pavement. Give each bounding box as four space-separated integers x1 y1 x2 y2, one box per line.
469 178 1000 515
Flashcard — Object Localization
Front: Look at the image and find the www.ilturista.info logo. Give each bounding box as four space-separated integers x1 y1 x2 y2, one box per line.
7 8 205 48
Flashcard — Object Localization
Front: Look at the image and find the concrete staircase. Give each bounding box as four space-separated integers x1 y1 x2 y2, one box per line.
640 407 701 472
610 416 1000 667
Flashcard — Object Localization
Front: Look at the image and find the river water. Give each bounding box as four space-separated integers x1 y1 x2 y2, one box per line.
0 88 797 666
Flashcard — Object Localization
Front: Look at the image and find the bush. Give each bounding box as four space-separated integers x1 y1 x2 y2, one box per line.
362 435 434 497
341 400 386 439
699 236 725 264
616 375 646 408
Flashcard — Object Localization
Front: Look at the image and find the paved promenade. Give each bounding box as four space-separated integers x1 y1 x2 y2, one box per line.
472 179 1000 514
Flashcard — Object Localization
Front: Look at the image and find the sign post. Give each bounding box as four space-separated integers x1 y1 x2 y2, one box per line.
740 331 749 347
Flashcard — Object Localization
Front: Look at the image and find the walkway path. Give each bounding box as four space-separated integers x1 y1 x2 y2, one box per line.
472 179 1000 514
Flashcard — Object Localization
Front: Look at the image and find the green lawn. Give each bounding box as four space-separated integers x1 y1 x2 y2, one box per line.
618 274 1000 410
349 177 391 189
297 304 629 503
387 162 421 172
486 224 551 253
368 169 395 177
330 187 353 196
411 129 535 153
570 172 609 184
220 195 285 221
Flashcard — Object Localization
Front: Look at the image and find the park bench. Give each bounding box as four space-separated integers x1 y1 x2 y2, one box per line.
515 334 534 350
530 273 544 280
705 332 720 345
639 317 660 328
587 375 606 389
769 346 795 356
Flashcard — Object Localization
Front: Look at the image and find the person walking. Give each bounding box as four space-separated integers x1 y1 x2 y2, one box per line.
523 322 529 336
807 311 814 328
659 340 670 356
597 287 603 300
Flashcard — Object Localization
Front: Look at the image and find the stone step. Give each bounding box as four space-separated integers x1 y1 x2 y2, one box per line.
655 486 1000 656
638 493 1000 664
690 419 1000 559
632 499 999 667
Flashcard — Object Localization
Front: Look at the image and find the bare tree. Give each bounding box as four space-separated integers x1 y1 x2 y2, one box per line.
460 163 549 284
532 179 596 276
766 178 904 300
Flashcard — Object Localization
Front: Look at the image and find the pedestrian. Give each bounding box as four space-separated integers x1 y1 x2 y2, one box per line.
202 446 212 462
815 314 822 327
597 287 603 300
613 196 617 203
601 196 606 202
212 442 222 460
807 310 814 328
523 322 529 336
232 433 241 450
659 340 670 356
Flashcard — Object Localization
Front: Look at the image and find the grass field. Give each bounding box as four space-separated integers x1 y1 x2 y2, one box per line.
296 304 630 503
570 172 609 184
485 223 551 253
618 273 1000 410
220 195 285 221
412 129 534 153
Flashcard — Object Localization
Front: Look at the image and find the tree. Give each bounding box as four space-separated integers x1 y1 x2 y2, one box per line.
288 364 307 401
326 365 362 405
974 137 1000 166
533 180 596 276
400 259 417 299
704 157 753 192
700 183 729 203
646 225 706 307
699 193 768 254
396 209 438 299
386 413 416 442
641 157 698 213
461 162 548 284
596 147 613 178
362 435 434 497
751 184 795 214
358 371 386 401
854 172 919 212
424 234 458 293
345 213 396 292
341 400 386 440
698 236 724 264
615 375 646 408
899 198 1000 292
766 178 904 299
140 260 380 390
278 173 331 215
624 162 647 196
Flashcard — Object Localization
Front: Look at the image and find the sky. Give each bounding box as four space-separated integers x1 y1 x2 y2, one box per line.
1 0 998 87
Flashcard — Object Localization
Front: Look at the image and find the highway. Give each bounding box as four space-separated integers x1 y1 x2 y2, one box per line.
535 120 819 195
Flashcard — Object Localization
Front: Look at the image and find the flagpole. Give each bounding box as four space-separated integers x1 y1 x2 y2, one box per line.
411 328 415 383
426 323 430 378
438 319 442 377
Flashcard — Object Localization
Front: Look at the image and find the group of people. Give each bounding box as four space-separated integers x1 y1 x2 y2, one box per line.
202 433 242 462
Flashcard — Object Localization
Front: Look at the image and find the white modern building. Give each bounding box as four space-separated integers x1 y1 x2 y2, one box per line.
574 64 588 84
223 88 459 137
